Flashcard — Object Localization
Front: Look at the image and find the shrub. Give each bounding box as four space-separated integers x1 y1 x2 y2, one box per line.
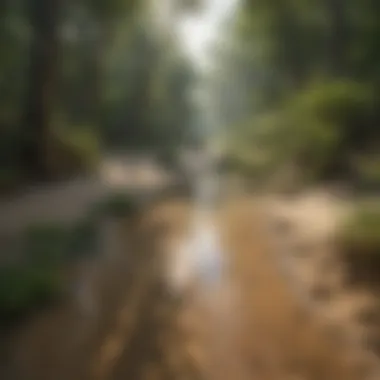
0 193 142 326
67 215 100 259
22 215 103 265
0 218 102 325
341 206 380 254
23 223 70 266
46 127 101 179
226 80 374 184
0 264 63 325
95 192 141 219
352 155 380 192
339 205 380 283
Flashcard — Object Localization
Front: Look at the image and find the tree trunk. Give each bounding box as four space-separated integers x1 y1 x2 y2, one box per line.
326 0 348 77
125 31 158 146
22 0 62 180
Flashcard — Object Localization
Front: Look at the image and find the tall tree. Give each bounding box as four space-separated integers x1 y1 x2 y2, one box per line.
22 0 63 179
85 0 139 126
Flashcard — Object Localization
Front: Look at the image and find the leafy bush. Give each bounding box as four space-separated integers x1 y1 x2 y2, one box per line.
0 264 63 325
23 215 102 264
94 192 141 219
0 217 102 325
46 127 101 179
287 80 371 124
339 205 380 283
23 223 70 266
227 80 374 184
340 206 380 255
67 215 100 259
0 193 140 325
270 80 372 175
352 155 380 192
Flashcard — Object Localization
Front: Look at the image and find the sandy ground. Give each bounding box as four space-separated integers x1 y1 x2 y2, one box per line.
258 192 380 379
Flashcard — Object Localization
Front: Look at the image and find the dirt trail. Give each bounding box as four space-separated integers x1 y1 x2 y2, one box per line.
1 195 379 380
156 197 373 380
220 198 375 380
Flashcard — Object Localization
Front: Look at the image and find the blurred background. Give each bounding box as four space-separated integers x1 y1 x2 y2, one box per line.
0 0 380 379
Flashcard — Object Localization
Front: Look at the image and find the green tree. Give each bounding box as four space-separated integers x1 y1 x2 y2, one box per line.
219 0 380 185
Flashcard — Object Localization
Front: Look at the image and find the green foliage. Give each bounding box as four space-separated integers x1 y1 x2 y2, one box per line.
0 0 195 183
223 0 380 186
47 127 101 179
95 192 141 219
223 139 275 179
23 223 70 266
286 80 371 127
67 214 101 258
0 213 102 324
22 214 102 266
339 205 380 282
176 0 203 14
87 0 139 23
341 206 380 252
276 80 372 176
227 80 376 183
0 264 63 325
352 155 380 191
0 185 137 325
